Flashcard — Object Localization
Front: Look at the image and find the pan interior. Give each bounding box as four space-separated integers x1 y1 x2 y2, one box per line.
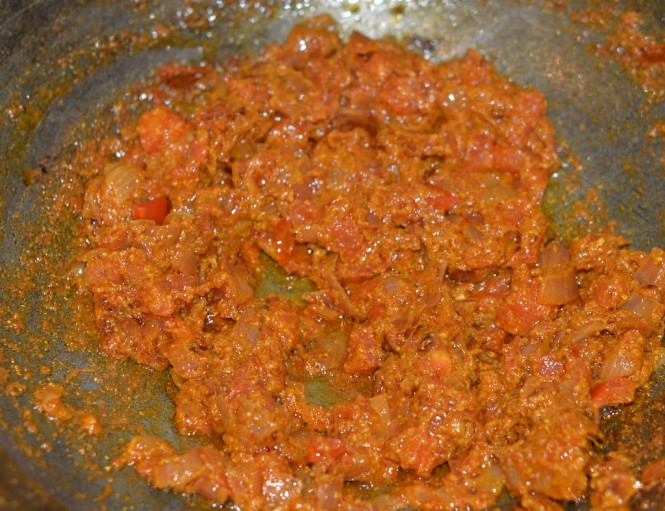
0 1 663 509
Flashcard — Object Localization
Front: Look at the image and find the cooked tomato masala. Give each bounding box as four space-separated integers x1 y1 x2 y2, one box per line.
75 16 665 511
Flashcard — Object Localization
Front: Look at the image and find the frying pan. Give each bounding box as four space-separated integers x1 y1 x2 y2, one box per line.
0 1 664 509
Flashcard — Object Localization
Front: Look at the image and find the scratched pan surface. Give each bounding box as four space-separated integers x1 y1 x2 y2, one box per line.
0 1 664 510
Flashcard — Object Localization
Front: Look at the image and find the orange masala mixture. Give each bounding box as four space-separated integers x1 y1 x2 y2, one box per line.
74 16 665 511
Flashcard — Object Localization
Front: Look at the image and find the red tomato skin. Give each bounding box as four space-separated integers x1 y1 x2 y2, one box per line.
133 197 171 225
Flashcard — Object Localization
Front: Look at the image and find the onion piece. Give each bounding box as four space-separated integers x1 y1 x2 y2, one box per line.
635 257 661 287
229 273 254 304
464 225 483 243
159 340 205 379
314 477 344 511
151 450 206 490
383 276 402 294
567 320 606 344
538 243 570 268
231 310 262 348
599 353 636 379
623 295 661 320
475 458 505 496
173 247 199 276
103 162 142 204
475 184 515 202
369 393 391 422
112 435 176 469
538 269 578 305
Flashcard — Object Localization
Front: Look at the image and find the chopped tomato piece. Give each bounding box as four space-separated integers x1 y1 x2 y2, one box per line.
138 105 191 154
590 377 636 409
638 43 665 64
496 286 551 336
307 436 346 464
416 348 453 377
273 217 295 265
133 196 171 225
425 188 459 213
425 194 458 212
344 325 382 375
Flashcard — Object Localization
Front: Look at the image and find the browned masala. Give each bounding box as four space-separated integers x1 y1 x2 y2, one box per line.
70 16 665 511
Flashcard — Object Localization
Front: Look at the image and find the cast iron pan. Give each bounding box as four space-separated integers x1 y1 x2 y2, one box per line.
0 1 664 509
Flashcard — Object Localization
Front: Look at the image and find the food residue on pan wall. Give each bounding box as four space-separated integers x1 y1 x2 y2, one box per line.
574 8 665 102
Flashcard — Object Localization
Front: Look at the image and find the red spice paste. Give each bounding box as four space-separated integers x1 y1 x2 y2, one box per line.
76 16 665 511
